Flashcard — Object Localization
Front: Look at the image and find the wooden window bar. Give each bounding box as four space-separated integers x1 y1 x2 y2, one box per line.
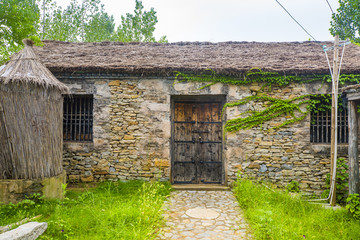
310 108 348 144
63 95 93 142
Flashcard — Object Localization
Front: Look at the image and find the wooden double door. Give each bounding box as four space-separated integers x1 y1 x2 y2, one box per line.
171 99 224 184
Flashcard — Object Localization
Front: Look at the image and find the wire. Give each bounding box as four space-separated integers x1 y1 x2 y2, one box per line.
325 0 334 14
274 0 318 41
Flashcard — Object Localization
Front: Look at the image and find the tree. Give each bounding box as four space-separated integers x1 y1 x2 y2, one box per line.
38 0 166 43
1 0 166 63
112 0 167 42
38 0 115 42
330 0 360 43
0 0 40 63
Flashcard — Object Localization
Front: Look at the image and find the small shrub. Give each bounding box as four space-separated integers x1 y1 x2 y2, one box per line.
286 180 300 193
346 194 360 219
322 157 349 205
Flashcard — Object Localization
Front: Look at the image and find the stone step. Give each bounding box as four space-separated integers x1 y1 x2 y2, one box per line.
172 184 230 191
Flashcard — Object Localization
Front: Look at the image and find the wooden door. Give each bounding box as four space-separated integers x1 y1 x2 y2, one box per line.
172 101 223 184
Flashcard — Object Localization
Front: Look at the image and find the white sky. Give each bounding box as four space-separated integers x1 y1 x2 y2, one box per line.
56 0 340 42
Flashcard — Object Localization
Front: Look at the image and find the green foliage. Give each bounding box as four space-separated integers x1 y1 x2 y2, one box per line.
175 69 360 89
38 0 115 42
0 0 41 63
1 0 166 64
113 0 167 42
234 178 360 240
38 0 166 43
223 94 312 132
346 194 360 219
0 193 44 221
175 68 309 87
330 0 360 43
322 158 349 205
286 180 300 193
175 69 360 132
0 181 171 239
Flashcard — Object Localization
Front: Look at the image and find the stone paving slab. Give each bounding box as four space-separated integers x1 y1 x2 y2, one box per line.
158 190 251 240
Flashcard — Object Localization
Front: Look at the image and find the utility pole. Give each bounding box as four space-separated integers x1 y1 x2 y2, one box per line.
330 35 340 206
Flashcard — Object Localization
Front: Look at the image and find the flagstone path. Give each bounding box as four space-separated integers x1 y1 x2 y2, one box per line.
159 190 251 240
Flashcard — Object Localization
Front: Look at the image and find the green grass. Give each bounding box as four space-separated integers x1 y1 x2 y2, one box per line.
0 181 172 240
234 179 360 240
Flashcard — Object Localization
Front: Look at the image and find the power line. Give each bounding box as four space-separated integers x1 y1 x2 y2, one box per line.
274 0 318 42
325 0 334 14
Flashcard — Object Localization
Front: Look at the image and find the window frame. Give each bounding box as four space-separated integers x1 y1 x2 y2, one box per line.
310 95 348 144
63 94 94 142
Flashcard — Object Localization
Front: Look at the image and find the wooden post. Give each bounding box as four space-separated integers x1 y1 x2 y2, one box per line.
330 35 340 206
348 100 359 195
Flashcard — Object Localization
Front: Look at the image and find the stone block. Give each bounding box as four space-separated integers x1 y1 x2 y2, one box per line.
248 162 260 169
282 170 294 176
249 85 261 91
123 135 135 140
94 171 108 175
115 165 129 170
154 159 170 167
68 175 80 181
260 142 272 146
108 80 121 86
234 165 243 171
281 164 293 170
259 164 267 173
0 222 47 240
81 176 94 182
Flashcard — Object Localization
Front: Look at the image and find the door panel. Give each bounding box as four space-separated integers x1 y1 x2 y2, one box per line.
172 100 223 184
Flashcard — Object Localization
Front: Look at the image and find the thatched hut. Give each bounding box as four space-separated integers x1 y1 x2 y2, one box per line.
0 39 68 181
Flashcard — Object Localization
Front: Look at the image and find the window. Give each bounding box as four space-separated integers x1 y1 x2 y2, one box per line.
63 95 93 142
310 95 348 143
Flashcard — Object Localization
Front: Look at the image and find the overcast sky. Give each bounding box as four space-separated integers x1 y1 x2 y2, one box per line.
56 0 340 43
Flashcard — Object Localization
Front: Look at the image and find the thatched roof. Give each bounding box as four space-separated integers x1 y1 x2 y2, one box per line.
31 40 360 76
0 39 68 93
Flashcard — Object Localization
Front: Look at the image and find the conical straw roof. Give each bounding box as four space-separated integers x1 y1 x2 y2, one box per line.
0 39 68 93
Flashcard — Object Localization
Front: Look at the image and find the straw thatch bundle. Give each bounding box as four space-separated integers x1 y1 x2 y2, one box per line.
0 39 69 179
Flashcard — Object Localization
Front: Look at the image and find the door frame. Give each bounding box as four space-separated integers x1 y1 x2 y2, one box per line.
170 95 227 185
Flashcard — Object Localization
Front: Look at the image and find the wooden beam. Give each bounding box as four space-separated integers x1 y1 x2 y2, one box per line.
348 100 359 195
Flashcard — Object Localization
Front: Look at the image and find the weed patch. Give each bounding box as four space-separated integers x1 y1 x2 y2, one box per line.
234 179 360 240
0 181 171 240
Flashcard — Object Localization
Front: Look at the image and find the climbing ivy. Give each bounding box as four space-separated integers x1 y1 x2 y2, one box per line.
222 94 312 132
175 68 360 88
174 69 360 132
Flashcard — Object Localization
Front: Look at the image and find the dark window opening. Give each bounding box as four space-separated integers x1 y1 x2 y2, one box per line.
310 95 348 144
63 95 93 142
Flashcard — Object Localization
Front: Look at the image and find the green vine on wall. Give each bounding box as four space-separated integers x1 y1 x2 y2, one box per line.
222 94 312 132
174 69 360 132
175 68 360 88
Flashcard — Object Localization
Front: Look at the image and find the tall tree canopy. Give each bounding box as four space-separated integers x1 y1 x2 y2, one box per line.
39 0 115 42
0 0 166 64
330 0 360 43
0 0 40 61
113 0 167 42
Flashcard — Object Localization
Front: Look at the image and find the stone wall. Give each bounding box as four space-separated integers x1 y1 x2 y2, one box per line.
59 74 348 195
0 171 66 204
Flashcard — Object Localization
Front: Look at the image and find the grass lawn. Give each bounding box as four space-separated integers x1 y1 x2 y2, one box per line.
234 178 360 240
0 181 171 240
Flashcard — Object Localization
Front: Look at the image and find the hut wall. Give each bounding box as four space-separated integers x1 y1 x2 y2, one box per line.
59 74 353 195
0 83 63 179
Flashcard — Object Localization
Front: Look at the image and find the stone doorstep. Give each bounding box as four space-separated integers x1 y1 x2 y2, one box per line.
172 184 230 191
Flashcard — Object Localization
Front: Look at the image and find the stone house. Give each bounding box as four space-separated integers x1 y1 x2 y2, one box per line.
33 40 360 195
